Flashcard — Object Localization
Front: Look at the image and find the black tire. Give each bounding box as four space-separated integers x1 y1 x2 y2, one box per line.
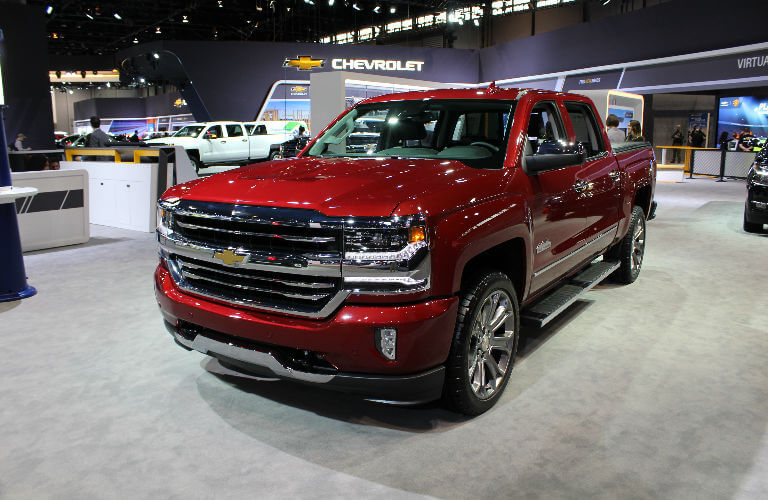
607 205 646 284
187 151 203 174
444 271 519 415
268 149 280 161
743 210 763 233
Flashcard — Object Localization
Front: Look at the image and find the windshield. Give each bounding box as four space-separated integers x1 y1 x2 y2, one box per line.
306 99 515 169
173 126 205 138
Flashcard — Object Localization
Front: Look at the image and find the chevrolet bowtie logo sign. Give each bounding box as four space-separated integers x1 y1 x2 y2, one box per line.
213 250 246 266
283 56 325 71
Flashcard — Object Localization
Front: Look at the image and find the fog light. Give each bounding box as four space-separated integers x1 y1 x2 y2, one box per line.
375 327 397 361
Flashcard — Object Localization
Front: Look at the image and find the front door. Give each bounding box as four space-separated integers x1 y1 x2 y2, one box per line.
525 100 588 295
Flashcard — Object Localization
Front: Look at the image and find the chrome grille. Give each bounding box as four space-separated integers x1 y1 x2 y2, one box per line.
161 201 346 317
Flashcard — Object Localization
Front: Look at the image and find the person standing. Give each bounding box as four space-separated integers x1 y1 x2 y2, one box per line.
14 133 30 151
605 114 625 145
87 116 111 147
626 120 646 142
690 126 706 148
671 125 683 163
738 129 755 151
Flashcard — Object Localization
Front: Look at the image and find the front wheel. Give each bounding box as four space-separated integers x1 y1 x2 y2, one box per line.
444 271 519 415
608 205 646 284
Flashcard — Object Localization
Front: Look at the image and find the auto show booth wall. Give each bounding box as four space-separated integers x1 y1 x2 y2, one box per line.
116 0 768 135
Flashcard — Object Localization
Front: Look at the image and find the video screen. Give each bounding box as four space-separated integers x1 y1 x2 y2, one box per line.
717 96 768 142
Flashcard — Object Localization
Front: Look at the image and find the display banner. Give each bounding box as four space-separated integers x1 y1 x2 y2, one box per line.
562 71 623 92
620 49 768 90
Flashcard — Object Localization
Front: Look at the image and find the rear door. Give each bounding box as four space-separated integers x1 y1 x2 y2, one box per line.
224 123 249 161
525 98 588 295
562 101 621 252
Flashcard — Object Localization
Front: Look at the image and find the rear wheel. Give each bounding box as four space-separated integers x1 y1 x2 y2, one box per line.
743 210 763 233
444 271 519 415
608 205 646 284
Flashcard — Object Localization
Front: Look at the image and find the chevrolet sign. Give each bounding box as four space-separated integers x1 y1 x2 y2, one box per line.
331 59 424 72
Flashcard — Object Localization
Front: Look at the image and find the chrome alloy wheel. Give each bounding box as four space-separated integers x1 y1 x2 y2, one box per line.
467 290 516 400
631 216 646 273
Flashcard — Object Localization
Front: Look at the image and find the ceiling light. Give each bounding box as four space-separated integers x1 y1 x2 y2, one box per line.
373 5 380 12
352 3 361 10
133 37 139 43
328 0 334 5
153 52 160 59
113 12 122 20
473 18 479 26
155 26 162 34
389 5 396 13
138 77 146 83
45 5 53 15
304 0 315 4
85 12 94 20
106 82 111 87
217 0 224 7
68 89 73 95
182 15 189 23
457 18 463 25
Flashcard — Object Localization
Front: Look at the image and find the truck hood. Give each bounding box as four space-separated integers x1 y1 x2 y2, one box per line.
145 137 198 146
169 156 501 217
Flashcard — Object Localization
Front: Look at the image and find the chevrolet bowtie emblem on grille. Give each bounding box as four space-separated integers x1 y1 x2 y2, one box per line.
213 249 246 266
283 55 324 71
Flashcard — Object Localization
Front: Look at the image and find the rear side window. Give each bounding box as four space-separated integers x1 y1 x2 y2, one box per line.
564 102 605 157
206 125 223 138
226 124 243 137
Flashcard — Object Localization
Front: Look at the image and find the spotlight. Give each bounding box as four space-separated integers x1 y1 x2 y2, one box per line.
389 5 396 13
85 12 94 20
106 82 111 87
457 18 463 25
473 18 479 26
68 89 74 95
155 26 161 34
304 0 315 4
182 15 189 23
153 52 160 59
373 5 380 12
113 12 122 20
133 37 139 43
45 5 53 15
328 0 334 5
217 0 223 7
352 2 361 10
138 77 146 83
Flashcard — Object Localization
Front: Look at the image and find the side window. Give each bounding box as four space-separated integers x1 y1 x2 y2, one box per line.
226 124 243 137
206 125 222 138
564 103 605 157
527 101 566 155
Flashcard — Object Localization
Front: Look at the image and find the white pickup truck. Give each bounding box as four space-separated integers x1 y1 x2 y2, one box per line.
146 121 299 171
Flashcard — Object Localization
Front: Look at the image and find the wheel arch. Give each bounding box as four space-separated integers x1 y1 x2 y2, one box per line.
459 238 527 305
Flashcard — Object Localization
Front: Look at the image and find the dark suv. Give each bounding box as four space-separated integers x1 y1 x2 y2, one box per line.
745 149 768 233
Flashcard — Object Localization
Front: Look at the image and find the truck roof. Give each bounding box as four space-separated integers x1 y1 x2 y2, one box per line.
360 86 579 105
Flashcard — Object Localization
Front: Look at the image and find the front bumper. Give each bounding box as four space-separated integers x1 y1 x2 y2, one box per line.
155 263 458 402
746 183 768 224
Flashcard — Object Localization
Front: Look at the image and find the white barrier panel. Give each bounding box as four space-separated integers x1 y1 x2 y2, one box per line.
60 161 173 232
12 169 90 252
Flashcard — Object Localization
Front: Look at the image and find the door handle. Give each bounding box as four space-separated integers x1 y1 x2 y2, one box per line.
221 140 226 143
608 170 621 181
241 139 248 142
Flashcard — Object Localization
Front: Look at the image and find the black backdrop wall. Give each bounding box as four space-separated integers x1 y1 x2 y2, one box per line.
0 4 55 150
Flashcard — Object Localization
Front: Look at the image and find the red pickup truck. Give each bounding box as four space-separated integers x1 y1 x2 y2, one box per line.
155 85 656 415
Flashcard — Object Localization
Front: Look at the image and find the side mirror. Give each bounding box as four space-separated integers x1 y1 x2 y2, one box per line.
204 131 217 139
525 141 586 173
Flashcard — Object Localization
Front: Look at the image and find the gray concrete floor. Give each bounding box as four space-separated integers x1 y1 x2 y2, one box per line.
1 178 767 500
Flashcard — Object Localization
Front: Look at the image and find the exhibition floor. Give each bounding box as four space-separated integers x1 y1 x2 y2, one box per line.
1 179 767 500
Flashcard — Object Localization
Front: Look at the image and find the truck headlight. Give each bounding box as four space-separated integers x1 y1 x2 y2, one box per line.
342 214 430 294
156 197 179 236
